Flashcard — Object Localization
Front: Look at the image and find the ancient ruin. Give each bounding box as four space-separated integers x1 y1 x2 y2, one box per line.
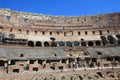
0 8 120 80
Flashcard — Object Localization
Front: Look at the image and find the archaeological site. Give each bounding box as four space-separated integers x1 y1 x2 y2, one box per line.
0 8 119 80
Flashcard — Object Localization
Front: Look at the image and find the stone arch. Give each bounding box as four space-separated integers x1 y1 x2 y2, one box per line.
99 30 102 35
51 42 57 47
116 34 120 39
59 41 65 46
107 35 116 44
9 34 15 39
36 41 42 47
101 36 108 46
81 41 86 46
84 57 90 62
44 42 49 47
28 41 34 47
74 41 79 46
66 41 72 47
88 41 94 46
95 41 101 46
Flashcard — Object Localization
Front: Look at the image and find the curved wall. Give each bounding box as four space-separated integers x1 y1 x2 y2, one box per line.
0 8 120 47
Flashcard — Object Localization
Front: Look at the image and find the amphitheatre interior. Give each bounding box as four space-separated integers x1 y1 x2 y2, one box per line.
0 8 120 80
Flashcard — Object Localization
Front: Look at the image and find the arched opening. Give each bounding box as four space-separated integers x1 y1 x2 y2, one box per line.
95 41 101 46
116 34 120 39
92 58 97 62
28 41 34 47
44 42 49 47
118 40 120 45
107 57 113 61
59 42 65 46
81 41 86 46
7 34 15 44
115 56 120 61
88 41 94 46
0 61 5 66
36 41 42 47
66 41 72 47
97 52 102 55
99 30 102 35
84 57 90 62
19 53 24 57
74 41 79 46
109 19 113 23
51 42 57 47
107 35 116 44
101 36 108 46
110 75 115 78
9 34 15 39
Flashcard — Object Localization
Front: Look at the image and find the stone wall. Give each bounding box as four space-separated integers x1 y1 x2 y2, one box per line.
0 8 120 28
0 68 119 80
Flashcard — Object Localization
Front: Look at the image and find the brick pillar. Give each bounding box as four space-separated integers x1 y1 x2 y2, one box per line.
42 42 44 47
8 60 11 64
66 59 69 64
35 60 38 64
60 60 62 63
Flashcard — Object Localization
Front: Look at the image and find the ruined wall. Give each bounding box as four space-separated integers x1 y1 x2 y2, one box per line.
0 68 120 80
0 8 120 28
0 8 120 47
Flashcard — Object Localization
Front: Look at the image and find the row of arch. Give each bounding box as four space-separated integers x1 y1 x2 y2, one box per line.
28 34 120 47
101 35 120 46
28 40 102 47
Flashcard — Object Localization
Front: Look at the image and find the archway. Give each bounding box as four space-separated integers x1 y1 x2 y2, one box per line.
51 42 57 47
95 41 101 46
28 41 34 47
44 42 49 47
9 34 15 39
88 41 94 46
116 34 120 39
107 35 116 44
81 41 86 46
66 41 72 47
101 36 108 46
59 42 65 46
74 41 79 46
36 41 42 47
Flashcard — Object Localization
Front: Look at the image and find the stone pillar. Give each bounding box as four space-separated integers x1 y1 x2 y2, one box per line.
75 58 77 63
57 42 59 47
86 42 88 46
35 60 38 64
72 42 74 47
79 42 81 46
60 60 62 63
43 60 46 65
100 41 103 46
93 41 96 46
42 42 44 47
113 57 115 61
8 60 11 65
27 60 29 64
34 41 36 47
64 42 66 47
4 63 7 68
4 63 8 74
66 59 69 65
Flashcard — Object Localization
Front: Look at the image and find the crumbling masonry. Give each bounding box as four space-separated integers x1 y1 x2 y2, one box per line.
0 8 120 80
